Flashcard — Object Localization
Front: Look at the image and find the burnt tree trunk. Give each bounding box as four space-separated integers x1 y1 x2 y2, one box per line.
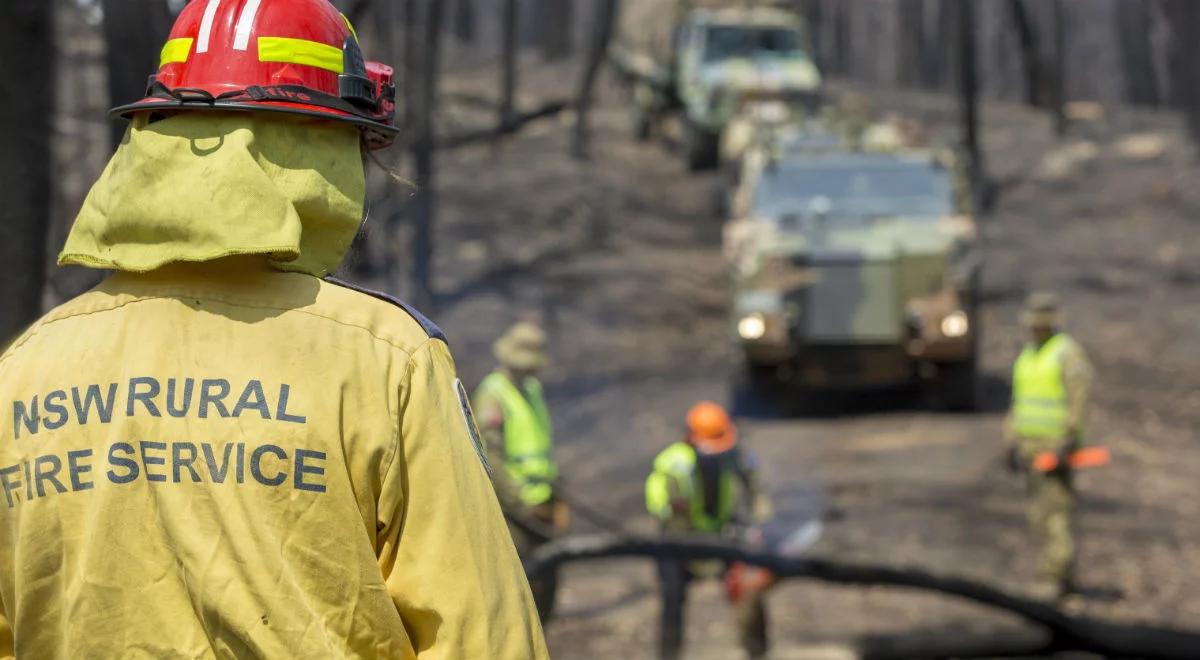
453 0 476 43
1161 1 1200 140
0 0 54 342
572 0 620 159
1048 0 1068 136
409 0 444 310
797 0 822 70
832 0 850 77
500 0 520 127
1116 0 1160 107
916 0 945 89
896 0 924 88
101 0 173 149
955 0 985 212
539 0 574 61
402 0 421 132
1008 0 1042 107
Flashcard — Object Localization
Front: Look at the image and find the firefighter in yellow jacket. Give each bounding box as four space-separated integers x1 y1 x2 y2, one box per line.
645 402 773 660
473 322 566 620
0 2 547 658
1007 292 1094 600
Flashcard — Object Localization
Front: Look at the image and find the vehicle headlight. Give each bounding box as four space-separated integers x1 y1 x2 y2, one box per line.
737 313 767 340
940 311 970 338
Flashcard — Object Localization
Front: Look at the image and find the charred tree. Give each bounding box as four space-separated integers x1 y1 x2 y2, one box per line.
1008 0 1042 107
572 0 620 159
798 0 825 74
896 0 924 88
1161 1 1200 140
916 0 946 89
101 0 174 149
0 0 54 343
539 0 574 61
452 0 476 43
954 0 985 211
831 0 850 77
409 0 445 310
402 0 420 132
1116 0 1160 107
1048 0 1067 136
500 0 520 127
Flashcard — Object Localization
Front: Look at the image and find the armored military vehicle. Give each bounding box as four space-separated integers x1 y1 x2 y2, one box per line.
724 139 982 409
613 1 822 170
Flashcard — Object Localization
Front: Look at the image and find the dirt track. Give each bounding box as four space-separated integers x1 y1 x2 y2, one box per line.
366 67 1200 657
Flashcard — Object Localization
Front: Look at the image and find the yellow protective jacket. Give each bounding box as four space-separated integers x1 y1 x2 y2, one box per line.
0 113 548 659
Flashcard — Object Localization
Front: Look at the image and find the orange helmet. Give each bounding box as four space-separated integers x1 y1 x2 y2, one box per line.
686 402 737 454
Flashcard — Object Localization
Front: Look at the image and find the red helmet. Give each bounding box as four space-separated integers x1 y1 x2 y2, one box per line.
111 0 398 149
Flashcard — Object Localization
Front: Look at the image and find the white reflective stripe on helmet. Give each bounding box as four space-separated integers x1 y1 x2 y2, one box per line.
233 0 264 51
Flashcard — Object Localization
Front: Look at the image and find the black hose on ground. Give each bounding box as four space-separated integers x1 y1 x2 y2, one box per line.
524 533 1200 660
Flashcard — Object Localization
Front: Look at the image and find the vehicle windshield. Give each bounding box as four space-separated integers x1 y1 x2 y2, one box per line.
753 160 955 220
703 26 804 62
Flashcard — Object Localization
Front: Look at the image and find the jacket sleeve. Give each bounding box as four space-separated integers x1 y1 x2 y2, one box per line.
377 340 548 660
0 605 12 660
1061 340 1094 439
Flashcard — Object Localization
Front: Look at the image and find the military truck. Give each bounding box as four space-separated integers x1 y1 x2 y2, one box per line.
723 136 983 409
612 1 822 170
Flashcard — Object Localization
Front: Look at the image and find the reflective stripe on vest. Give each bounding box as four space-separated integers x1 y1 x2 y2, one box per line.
479 372 556 506
1012 334 1070 439
644 442 735 533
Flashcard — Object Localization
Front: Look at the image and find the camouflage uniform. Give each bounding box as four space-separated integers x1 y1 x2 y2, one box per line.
473 323 564 620
1007 294 1094 596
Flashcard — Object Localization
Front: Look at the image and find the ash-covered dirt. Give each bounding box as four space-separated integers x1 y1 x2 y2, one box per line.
365 65 1200 658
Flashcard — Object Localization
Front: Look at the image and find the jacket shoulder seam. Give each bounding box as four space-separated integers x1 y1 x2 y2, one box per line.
323 277 447 343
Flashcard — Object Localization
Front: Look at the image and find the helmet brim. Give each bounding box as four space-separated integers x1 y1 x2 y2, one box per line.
690 427 739 454
110 98 399 149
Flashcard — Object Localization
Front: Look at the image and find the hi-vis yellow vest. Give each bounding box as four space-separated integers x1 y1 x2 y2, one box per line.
478 372 556 506
645 442 735 534
1012 334 1072 439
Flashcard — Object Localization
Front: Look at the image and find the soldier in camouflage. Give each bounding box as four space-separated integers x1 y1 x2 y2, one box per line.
1007 293 1094 600
473 322 567 620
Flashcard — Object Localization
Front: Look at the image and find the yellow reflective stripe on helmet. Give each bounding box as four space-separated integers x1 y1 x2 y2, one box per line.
257 37 344 74
159 38 194 68
341 13 359 43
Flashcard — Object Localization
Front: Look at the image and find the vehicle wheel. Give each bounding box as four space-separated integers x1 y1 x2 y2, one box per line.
712 179 729 218
685 122 720 171
933 359 979 411
730 363 781 418
632 108 652 142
